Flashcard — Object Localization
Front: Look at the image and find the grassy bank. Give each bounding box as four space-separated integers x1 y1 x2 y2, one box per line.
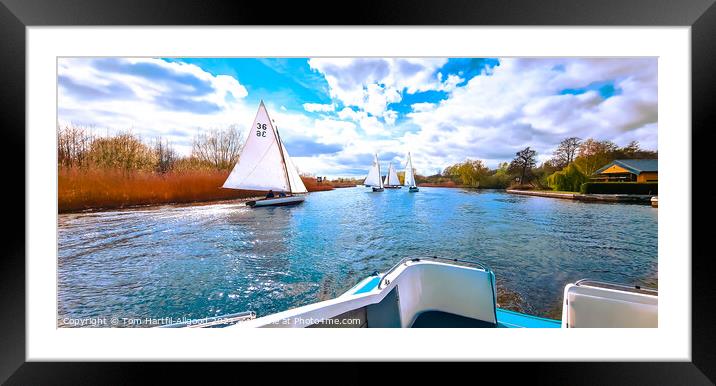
329 182 358 188
417 181 462 188
416 182 506 189
59 169 333 213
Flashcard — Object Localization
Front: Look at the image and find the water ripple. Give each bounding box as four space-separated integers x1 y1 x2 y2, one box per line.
57 188 657 326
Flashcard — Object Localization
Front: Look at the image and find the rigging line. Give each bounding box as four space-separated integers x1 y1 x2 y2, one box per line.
376 154 383 188
264 104 293 193
274 129 293 193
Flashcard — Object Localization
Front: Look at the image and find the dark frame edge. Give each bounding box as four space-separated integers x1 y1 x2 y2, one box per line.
691 0 716 383
1 0 714 383
0 1 27 385
1 0 716 25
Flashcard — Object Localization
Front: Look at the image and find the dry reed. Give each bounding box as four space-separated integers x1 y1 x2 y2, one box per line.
59 170 335 213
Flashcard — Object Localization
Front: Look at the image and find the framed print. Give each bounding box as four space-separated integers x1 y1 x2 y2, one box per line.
3 0 715 383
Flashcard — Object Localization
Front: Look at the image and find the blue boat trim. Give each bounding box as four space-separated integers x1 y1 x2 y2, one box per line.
353 276 381 294
496 308 561 328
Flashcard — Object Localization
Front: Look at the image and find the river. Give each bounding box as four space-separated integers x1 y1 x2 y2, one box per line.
57 187 658 327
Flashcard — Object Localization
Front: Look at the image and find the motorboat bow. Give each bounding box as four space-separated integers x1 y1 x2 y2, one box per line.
162 256 657 328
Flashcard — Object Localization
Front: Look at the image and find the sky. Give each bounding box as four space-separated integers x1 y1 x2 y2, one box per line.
58 57 657 178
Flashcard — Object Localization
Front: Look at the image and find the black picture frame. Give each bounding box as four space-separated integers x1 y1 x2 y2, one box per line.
2 0 714 383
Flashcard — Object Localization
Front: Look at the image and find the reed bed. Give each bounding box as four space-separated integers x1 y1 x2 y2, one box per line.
301 177 334 192
56 127 343 212
58 168 259 213
59 169 336 213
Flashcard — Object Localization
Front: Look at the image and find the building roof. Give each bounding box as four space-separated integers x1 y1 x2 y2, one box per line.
595 159 658 175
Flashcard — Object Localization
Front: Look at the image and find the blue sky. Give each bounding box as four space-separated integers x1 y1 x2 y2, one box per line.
58 57 657 178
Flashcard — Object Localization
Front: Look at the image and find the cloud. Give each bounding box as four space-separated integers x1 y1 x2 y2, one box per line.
337 107 361 121
156 97 222 114
92 58 216 96
58 75 135 100
402 58 657 172
307 58 453 130
284 139 343 157
383 110 398 126
57 57 657 178
411 102 436 112
58 58 250 154
303 102 335 112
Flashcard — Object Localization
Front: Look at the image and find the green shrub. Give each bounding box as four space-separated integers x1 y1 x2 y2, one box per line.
480 173 512 189
547 163 588 192
580 182 658 195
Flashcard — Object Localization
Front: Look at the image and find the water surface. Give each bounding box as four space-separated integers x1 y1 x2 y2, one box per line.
57 188 658 326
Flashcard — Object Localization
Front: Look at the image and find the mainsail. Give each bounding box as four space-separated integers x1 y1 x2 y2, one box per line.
364 153 383 188
404 152 416 187
223 101 308 193
384 162 400 186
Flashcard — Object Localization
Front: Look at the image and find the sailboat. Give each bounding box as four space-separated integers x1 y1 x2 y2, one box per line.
404 152 419 192
364 153 384 192
222 101 307 207
383 162 402 189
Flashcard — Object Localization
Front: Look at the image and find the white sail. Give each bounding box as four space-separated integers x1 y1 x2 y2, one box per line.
404 152 416 187
280 139 308 193
364 153 382 187
223 101 306 193
385 162 400 186
378 156 384 188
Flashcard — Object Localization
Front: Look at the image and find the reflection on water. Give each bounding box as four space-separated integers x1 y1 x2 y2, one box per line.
58 188 657 326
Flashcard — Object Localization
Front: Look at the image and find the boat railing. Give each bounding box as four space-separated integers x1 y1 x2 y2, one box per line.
157 310 256 328
574 279 658 295
377 256 491 290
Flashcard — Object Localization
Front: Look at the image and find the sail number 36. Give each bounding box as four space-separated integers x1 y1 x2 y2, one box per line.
256 123 268 137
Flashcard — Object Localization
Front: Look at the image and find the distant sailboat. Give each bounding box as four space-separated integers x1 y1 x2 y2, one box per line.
383 162 402 189
222 101 307 207
364 153 384 192
404 152 419 192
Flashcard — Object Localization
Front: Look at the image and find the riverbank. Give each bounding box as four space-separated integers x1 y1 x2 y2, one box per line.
417 182 477 188
58 169 334 213
506 189 653 204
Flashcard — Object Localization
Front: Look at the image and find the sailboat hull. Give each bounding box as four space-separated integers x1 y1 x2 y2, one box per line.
247 196 305 207
384 186 402 189
409 186 419 192
372 187 384 192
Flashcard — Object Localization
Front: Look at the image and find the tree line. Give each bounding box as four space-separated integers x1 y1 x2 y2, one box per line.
423 137 657 190
57 125 245 174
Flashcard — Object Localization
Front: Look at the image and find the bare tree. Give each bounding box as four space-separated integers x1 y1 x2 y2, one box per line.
509 147 537 184
614 140 657 159
153 137 176 173
551 137 581 168
57 125 94 168
191 125 244 171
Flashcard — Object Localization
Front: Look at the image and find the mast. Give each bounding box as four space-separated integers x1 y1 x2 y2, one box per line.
275 126 292 193
410 152 414 185
405 152 415 186
264 100 292 193
376 153 383 188
386 162 390 185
